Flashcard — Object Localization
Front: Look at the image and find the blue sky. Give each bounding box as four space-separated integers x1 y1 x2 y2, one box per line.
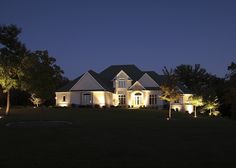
1 0 236 79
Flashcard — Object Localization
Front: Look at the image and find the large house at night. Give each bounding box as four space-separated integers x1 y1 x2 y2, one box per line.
56 65 193 113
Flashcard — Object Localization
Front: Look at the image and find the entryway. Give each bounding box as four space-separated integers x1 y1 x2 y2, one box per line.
134 93 142 106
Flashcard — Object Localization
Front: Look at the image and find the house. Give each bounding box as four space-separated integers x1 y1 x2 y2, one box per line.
55 65 193 113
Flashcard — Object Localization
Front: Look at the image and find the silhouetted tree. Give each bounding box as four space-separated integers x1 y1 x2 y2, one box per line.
174 64 210 95
223 62 236 119
21 50 68 105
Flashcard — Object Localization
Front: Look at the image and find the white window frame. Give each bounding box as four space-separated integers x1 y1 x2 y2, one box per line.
118 79 126 88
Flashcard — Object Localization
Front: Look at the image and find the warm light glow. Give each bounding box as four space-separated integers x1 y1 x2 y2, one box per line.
58 102 69 107
56 92 71 107
93 91 105 107
185 104 193 114
171 103 193 113
209 111 220 116
129 91 144 108
171 104 182 111
128 100 132 107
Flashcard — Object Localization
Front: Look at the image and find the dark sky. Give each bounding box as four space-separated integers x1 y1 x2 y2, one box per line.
1 0 235 79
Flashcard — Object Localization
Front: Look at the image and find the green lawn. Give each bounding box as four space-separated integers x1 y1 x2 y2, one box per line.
0 107 236 168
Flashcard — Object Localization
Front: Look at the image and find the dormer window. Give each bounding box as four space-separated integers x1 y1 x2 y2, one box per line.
118 79 126 88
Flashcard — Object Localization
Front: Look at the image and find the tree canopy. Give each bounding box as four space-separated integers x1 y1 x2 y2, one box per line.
22 50 68 102
223 62 236 118
160 67 180 119
0 24 28 114
0 24 68 114
174 64 210 95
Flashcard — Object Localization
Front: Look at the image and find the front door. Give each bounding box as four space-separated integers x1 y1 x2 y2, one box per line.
134 93 142 106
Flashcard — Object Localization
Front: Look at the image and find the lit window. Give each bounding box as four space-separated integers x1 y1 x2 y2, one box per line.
149 95 157 105
63 95 66 102
135 93 142 105
118 94 126 105
118 80 126 88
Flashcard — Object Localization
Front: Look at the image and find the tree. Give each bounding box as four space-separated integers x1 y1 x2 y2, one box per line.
0 24 67 114
160 67 180 119
174 64 209 95
21 50 67 104
174 64 224 116
190 96 204 118
30 93 42 107
0 24 28 115
224 62 236 119
204 97 219 115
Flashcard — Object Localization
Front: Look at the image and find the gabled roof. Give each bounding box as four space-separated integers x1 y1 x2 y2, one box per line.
100 64 144 81
57 65 192 94
57 74 84 92
88 70 113 91
129 81 145 90
56 70 114 92
144 71 166 85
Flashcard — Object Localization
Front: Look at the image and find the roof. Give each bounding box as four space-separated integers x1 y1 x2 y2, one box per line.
145 71 192 94
57 65 192 94
100 64 144 81
57 74 83 92
144 71 166 85
87 70 113 91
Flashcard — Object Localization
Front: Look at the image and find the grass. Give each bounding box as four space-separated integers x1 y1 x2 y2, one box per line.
0 107 236 168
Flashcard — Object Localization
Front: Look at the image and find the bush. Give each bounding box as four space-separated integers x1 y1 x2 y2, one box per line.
230 105 236 120
71 104 79 108
94 104 100 108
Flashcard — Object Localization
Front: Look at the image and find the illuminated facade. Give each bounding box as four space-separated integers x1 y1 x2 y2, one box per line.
55 65 193 113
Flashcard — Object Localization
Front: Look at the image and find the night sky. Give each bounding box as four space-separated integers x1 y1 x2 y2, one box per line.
1 0 235 79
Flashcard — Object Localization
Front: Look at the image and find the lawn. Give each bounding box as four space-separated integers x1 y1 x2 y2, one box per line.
0 107 236 168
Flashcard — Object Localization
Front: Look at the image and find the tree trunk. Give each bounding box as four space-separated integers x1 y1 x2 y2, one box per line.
169 102 172 119
194 106 197 118
6 90 10 115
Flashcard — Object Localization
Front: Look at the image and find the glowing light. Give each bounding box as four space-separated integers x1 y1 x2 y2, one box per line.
58 102 69 107
93 91 106 107
209 111 220 116
171 104 182 111
185 104 193 114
